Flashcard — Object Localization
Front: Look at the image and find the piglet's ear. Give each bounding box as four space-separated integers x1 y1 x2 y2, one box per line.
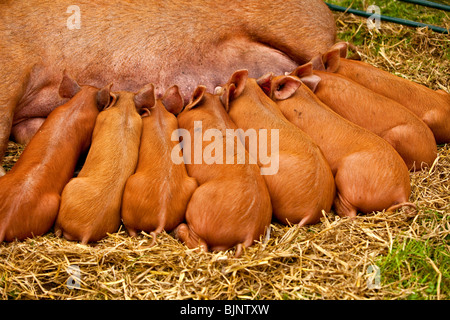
311 55 326 71
322 48 342 73
134 83 156 111
59 71 81 98
139 108 151 118
228 69 248 100
289 63 321 93
186 85 206 111
330 41 361 60
346 42 362 60
256 72 274 98
96 83 113 111
330 42 348 58
271 76 301 101
219 69 248 111
300 74 321 93
290 63 313 78
162 85 184 115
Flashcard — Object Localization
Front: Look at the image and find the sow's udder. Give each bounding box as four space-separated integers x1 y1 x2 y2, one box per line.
11 83 67 145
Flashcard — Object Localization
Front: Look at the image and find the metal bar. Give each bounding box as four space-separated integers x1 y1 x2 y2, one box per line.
397 0 450 11
325 3 449 34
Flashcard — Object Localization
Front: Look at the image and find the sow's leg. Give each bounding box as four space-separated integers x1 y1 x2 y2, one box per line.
244 0 337 63
0 66 32 176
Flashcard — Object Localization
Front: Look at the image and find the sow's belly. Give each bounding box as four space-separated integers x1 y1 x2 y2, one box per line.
11 38 298 145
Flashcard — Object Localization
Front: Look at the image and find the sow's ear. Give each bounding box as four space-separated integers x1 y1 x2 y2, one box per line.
134 83 156 117
59 71 81 98
161 85 184 115
270 76 302 101
185 85 206 111
219 69 248 111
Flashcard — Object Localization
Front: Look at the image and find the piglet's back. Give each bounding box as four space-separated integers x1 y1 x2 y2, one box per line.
174 86 272 256
0 74 110 242
314 42 450 145
218 70 335 227
121 85 198 239
55 91 143 244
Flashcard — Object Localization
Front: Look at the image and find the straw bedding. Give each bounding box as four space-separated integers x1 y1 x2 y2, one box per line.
0 13 449 300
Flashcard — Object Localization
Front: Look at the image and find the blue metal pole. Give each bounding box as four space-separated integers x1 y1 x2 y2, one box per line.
397 0 450 12
325 3 449 34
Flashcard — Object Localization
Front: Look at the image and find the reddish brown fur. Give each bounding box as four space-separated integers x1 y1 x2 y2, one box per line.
315 42 450 144
0 74 110 241
0 0 337 175
54 88 143 244
173 86 272 256
265 73 412 217
300 59 437 171
121 85 198 242
217 70 335 226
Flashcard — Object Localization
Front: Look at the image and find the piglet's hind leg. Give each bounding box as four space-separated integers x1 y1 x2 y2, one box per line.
173 223 208 253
